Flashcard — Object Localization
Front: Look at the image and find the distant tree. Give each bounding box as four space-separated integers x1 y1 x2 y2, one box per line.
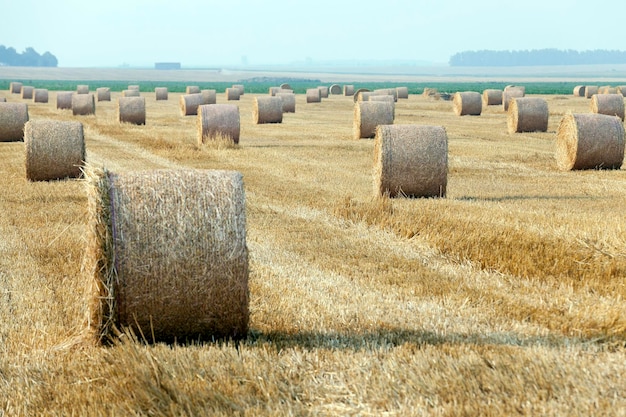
449 49 626 66
0 44 58 67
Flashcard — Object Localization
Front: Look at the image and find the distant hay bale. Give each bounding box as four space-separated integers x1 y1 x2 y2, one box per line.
72 93 95 116
504 85 526 95
96 87 111 102
253 96 283 124
269 87 282 96
318 86 329 98
453 91 482 116
180 93 205 116
10 82 22 94
197 104 240 145
232 84 244 96
597 86 612 94
279 83 292 90
24 120 85 181
423 87 438 97
0 102 29 141
482 89 503 105
373 124 448 198
343 85 355 96
155 87 168 100
396 86 409 99
276 92 296 113
84 167 249 342
118 96 146 125
616 86 626 97
76 85 89 94
353 88 371 102
573 85 586 97
584 86 599 98
502 88 525 111
226 87 240 101
373 88 397 102
127 85 140 91
33 89 49 103
306 88 321 103
368 94 395 118
356 91 374 102
186 86 200 94
201 89 217 105
121 89 140 97
555 113 624 170
329 84 342 95
507 97 549 133
21 86 34 100
590 93 625 121
353 101 394 139
57 92 73 110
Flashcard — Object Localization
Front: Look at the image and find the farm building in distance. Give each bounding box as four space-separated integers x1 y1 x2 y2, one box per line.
154 62 181 70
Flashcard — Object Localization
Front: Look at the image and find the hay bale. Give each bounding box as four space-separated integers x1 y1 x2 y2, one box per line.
356 91 375 102
585 85 599 98
482 89 503 105
197 104 240 145
253 96 283 124
76 85 89 94
353 88 371 102
329 84 342 95
373 88 397 102
155 87 168 101
453 91 482 116
504 85 526 95
226 87 240 101
502 88 525 111
279 83 292 90
555 113 624 170
374 124 447 198
10 82 22 94
121 89 140 97
507 97 549 133
353 101 394 139
33 89 49 103
573 85 586 97
118 97 146 125
616 86 626 97
269 87 282 96
423 87 438 97
306 88 321 103
590 93 625 121
344 85 355 96
369 95 395 118
186 86 200 94
180 93 205 116
72 93 95 116
396 86 409 99
57 92 73 110
232 84 244 96
0 97 5 102
96 87 111 102
21 86 34 100
24 120 85 181
598 86 613 94
0 102 29 142
84 167 249 342
318 86 329 98
276 92 296 113
201 89 217 105
127 85 140 91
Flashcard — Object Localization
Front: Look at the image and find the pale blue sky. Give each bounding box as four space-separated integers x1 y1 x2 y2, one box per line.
1 0 623 67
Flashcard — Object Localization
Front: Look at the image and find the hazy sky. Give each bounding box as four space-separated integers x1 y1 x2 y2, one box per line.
1 0 624 68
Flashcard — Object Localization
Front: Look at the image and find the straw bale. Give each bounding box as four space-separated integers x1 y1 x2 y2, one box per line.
276 92 296 113
598 86 613 94
226 87 240 101
329 84 342 95
0 102 29 142
232 84 245 96
279 83 292 90
0 97 5 102
180 93 205 116
155 87 168 100
502 88 524 111
24 120 85 181
507 97 549 133
353 101 394 139
21 86 34 100
253 96 283 124
590 93 625 121
306 88 322 103
33 89 49 103
10 82 22 94
127 85 140 91
269 87 282 96
118 97 146 125
353 88 371 102
616 86 626 97
482 89 503 105
369 95 395 118
356 91 374 102
504 85 525 95
585 86 599 98
453 91 482 116
373 88 397 102
186 85 200 94
76 85 89 94
57 92 73 110
201 89 217 105
96 87 111 102
423 87 438 97
573 85 586 97
374 124 447 198
556 113 624 170
84 167 249 342
121 89 140 97
344 85 355 96
197 104 240 145
318 86 329 98
396 86 409 99
72 93 95 115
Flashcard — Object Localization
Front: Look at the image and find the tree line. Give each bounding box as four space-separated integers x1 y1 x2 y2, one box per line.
449 49 626 67
0 45 58 67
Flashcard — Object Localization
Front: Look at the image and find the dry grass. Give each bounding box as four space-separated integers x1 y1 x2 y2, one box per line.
1 88 625 415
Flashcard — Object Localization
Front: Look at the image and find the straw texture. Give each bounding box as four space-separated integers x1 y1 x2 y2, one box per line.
10 82 22 94
453 91 482 116
353 88 371 102
269 87 282 96
127 85 140 91
353 101 394 139
590 93 625 121
374 124 448 198
0 97 5 102
76 85 89 94
186 86 200 94
232 84 244 96
33 89 49 103
343 85 355 96
24 120 85 181
329 84 342 95
155 87 168 100
276 92 296 113
21 86 34 100
396 87 409 99
585 86 599 99
225 87 240 101
197 104 240 145
483 89 503 105
556 113 625 170
96 87 111 102
253 96 283 124
180 93 205 116
72 93 95 116
502 88 525 111
201 89 217 105
507 97 549 133
121 89 140 97
57 92 73 110
118 97 146 125
573 85 586 97
306 88 321 103
0 102 29 142
318 86 329 98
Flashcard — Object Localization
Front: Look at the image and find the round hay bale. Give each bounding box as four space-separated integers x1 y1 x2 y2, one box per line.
507 97 549 133
353 88 371 102
555 113 625 170
373 88 397 102
590 93 625 121
72 93 95 116
10 82 22 94
253 96 283 124
180 93 205 116
503 88 525 111
343 85 355 96
76 85 89 94
396 86 409 99
269 87 282 96
118 97 146 125
482 89 503 105
57 92 73 110
0 102 29 142
279 83 292 90
573 85 586 97
33 89 49 103
197 104 240 145
329 84 342 95
232 84 244 96
276 92 296 113
585 86 599 99
306 88 321 103
121 89 140 97
21 86 34 100
504 85 526 95
24 120 85 181
84 167 249 343
96 87 111 102
616 86 626 97
453 91 482 116
201 89 217 105
226 87 240 101
356 91 375 102
423 87 438 97
127 85 140 92
374 124 448 198
318 86 329 98
369 94 395 118
353 101 394 139
186 85 200 94
155 87 168 101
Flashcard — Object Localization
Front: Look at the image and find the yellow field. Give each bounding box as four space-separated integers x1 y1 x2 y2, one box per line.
0 85 625 415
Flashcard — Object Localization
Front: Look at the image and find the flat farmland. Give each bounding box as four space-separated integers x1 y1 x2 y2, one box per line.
0 76 625 415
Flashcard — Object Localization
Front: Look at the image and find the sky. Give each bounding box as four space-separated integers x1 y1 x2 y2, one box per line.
1 0 624 68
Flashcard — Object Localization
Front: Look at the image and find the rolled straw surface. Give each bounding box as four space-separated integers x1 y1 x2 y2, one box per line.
96 87 111 101
118 97 146 125
10 82 22 94
253 96 283 124
33 89 49 103
482 89 502 105
21 86 34 100
507 97 549 133
573 85 586 97
197 104 240 145
584 86 599 98
353 88 371 102
24 120 85 181
76 85 89 94
318 86 329 98
226 87 240 101
344 85 355 96
84 167 249 342
186 85 200 94
502 88 524 111
232 84 244 95
127 85 140 91
329 84 342 95
72 93 95 115
353 101 394 139
396 86 409 99
57 92 73 110
276 92 296 113
0 102 29 141
616 86 626 97
201 89 217 105
121 89 140 97
453 91 482 116
374 124 448 198
373 88 397 102
306 88 321 103
555 113 625 170
590 93 625 121
269 87 282 96
356 91 374 102
155 87 168 100
180 93 205 116
369 95 395 118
